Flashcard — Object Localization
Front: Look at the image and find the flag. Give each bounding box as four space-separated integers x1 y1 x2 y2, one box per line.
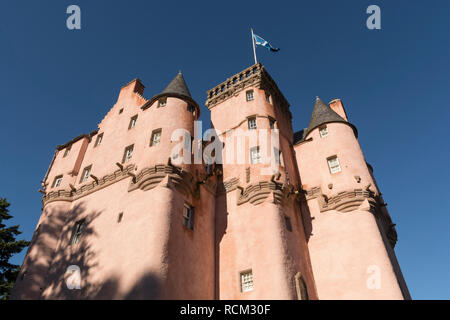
253 33 280 52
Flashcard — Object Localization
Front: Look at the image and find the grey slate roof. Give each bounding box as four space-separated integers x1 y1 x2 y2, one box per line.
142 71 200 115
302 97 357 140
162 71 192 97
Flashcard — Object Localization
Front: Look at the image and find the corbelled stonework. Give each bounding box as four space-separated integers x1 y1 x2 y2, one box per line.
205 63 292 120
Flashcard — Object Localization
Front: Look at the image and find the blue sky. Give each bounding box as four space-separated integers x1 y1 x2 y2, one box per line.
1 1 449 299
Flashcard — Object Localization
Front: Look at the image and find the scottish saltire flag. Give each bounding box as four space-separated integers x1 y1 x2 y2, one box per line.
253 34 280 52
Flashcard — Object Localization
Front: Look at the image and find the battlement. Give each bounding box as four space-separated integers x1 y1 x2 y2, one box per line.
205 63 291 119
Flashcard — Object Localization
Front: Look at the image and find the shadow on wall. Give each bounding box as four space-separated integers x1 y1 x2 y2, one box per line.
214 178 228 299
12 202 161 300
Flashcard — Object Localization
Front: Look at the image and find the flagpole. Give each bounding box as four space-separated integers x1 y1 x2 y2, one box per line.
251 28 257 65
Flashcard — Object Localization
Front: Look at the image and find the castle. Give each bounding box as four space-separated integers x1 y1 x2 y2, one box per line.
11 64 410 299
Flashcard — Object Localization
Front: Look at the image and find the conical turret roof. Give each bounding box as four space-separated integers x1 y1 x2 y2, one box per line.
161 71 192 97
142 71 200 116
303 97 356 139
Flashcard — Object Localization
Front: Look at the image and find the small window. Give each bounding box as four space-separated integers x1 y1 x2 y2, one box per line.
117 212 123 223
150 129 162 147
269 118 275 129
265 91 271 103
246 90 254 101
119 108 124 114
295 272 309 300
284 216 292 232
187 105 195 114
250 146 261 164
123 145 134 163
319 125 329 138
274 147 281 165
80 165 92 183
158 98 167 108
240 270 254 292
183 204 195 230
52 175 63 188
327 156 341 174
71 219 85 245
63 145 71 157
128 115 138 129
248 117 257 130
94 133 103 147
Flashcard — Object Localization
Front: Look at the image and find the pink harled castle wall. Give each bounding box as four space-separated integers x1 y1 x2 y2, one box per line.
12 79 215 299
11 64 409 300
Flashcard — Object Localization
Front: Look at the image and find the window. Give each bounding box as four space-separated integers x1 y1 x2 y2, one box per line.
150 129 162 147
248 117 257 130
240 270 254 292
274 147 281 165
63 145 71 157
187 105 195 114
123 145 134 163
246 90 254 101
183 204 195 230
52 175 63 188
294 272 309 300
269 118 275 129
158 98 166 108
250 146 261 164
94 133 103 147
265 91 271 103
128 115 138 129
117 212 123 223
80 165 92 183
71 220 85 245
284 216 292 232
327 156 341 174
319 125 329 138
119 108 124 114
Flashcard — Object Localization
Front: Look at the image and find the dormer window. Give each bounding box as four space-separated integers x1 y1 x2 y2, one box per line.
94 133 103 147
129 115 138 129
63 145 71 157
246 90 254 101
52 175 63 188
319 125 329 138
158 98 167 108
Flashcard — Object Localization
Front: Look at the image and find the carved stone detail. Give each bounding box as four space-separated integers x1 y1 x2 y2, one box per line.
43 164 136 205
237 180 290 206
42 164 214 206
304 186 398 247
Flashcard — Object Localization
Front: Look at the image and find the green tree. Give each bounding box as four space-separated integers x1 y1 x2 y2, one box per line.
0 198 30 300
